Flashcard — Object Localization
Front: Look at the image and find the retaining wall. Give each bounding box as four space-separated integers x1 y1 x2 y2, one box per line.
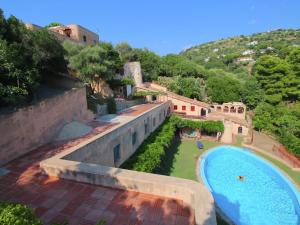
0 87 93 166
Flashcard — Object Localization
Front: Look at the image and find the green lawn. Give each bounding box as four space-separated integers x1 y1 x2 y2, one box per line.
156 138 299 225
157 139 221 181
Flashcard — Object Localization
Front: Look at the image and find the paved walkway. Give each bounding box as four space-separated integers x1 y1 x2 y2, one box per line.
252 131 279 154
0 125 194 225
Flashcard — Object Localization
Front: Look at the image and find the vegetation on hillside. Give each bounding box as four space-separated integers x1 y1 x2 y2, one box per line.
0 9 67 107
180 29 300 157
0 7 299 157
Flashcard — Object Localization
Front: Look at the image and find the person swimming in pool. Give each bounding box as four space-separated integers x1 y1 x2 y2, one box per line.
238 175 245 181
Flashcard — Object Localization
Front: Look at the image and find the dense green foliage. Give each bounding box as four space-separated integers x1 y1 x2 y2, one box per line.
106 97 117 114
0 9 67 107
157 76 205 100
253 55 299 104
206 76 243 103
170 115 224 133
253 102 300 157
65 41 121 92
122 117 176 172
133 91 164 97
44 22 63 28
179 29 300 157
122 115 224 172
0 202 42 225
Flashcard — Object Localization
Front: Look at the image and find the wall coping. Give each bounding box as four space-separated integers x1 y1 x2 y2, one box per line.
50 102 170 161
0 87 83 118
40 157 216 225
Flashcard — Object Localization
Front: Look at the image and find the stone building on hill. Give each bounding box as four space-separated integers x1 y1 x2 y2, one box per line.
26 23 99 45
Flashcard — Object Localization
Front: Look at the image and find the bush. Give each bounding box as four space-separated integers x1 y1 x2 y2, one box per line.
122 115 224 173
0 202 42 225
122 118 176 172
170 115 224 133
107 97 117 114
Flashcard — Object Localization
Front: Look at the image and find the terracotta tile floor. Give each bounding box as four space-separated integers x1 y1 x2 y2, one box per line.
0 124 195 225
118 103 160 117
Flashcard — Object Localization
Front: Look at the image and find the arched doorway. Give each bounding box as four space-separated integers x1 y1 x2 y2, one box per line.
223 106 229 113
238 126 243 134
201 108 207 116
238 107 244 114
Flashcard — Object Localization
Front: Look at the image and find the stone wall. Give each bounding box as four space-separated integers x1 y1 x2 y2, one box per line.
96 99 146 116
63 102 171 167
41 158 216 225
0 87 94 166
124 62 143 86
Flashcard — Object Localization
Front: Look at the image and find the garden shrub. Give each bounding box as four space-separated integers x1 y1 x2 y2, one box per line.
170 115 224 133
107 97 117 114
122 118 176 172
122 115 224 173
0 202 42 225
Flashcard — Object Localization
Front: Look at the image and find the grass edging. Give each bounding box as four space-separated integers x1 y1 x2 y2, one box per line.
242 144 300 188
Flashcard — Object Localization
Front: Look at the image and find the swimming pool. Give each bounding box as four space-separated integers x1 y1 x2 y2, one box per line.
200 146 300 225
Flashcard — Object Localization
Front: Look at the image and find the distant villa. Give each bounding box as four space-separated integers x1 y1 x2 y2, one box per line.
25 23 99 45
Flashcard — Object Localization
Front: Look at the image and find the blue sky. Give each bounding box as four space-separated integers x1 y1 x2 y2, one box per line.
1 0 300 55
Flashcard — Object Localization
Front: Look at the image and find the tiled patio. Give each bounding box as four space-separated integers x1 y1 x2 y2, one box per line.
0 120 194 225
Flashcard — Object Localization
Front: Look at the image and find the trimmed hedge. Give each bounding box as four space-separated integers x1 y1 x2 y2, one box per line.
170 115 224 133
122 117 176 172
122 115 224 173
0 202 42 225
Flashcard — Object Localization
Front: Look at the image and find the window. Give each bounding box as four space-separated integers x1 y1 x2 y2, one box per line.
83 35 87 42
191 106 195 111
174 105 178 110
144 121 148 134
238 126 243 134
132 131 137 145
159 113 162 121
113 144 120 164
238 107 244 114
182 106 186 111
223 106 229 113
153 118 156 127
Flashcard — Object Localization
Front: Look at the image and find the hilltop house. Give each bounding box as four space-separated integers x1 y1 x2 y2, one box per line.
26 23 99 45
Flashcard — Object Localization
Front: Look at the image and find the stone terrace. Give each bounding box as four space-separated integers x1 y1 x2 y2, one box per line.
0 103 194 225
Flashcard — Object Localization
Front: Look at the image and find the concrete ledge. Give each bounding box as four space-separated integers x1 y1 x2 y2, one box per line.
40 158 216 225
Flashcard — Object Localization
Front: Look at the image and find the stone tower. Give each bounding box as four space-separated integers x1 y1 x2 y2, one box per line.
124 62 143 87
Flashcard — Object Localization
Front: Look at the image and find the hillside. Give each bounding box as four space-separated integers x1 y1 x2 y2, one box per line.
181 29 300 74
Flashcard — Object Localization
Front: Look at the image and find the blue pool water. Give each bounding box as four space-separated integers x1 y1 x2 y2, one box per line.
200 146 300 225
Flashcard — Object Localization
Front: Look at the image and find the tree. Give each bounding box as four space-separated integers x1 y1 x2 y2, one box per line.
133 48 161 81
63 40 84 59
44 22 63 28
115 42 137 63
31 29 67 79
253 55 292 104
69 42 121 92
0 9 67 106
177 77 203 100
241 77 264 109
159 54 204 78
206 76 243 103
253 102 276 132
287 46 300 77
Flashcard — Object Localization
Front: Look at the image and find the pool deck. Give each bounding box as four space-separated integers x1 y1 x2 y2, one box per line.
0 103 194 225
